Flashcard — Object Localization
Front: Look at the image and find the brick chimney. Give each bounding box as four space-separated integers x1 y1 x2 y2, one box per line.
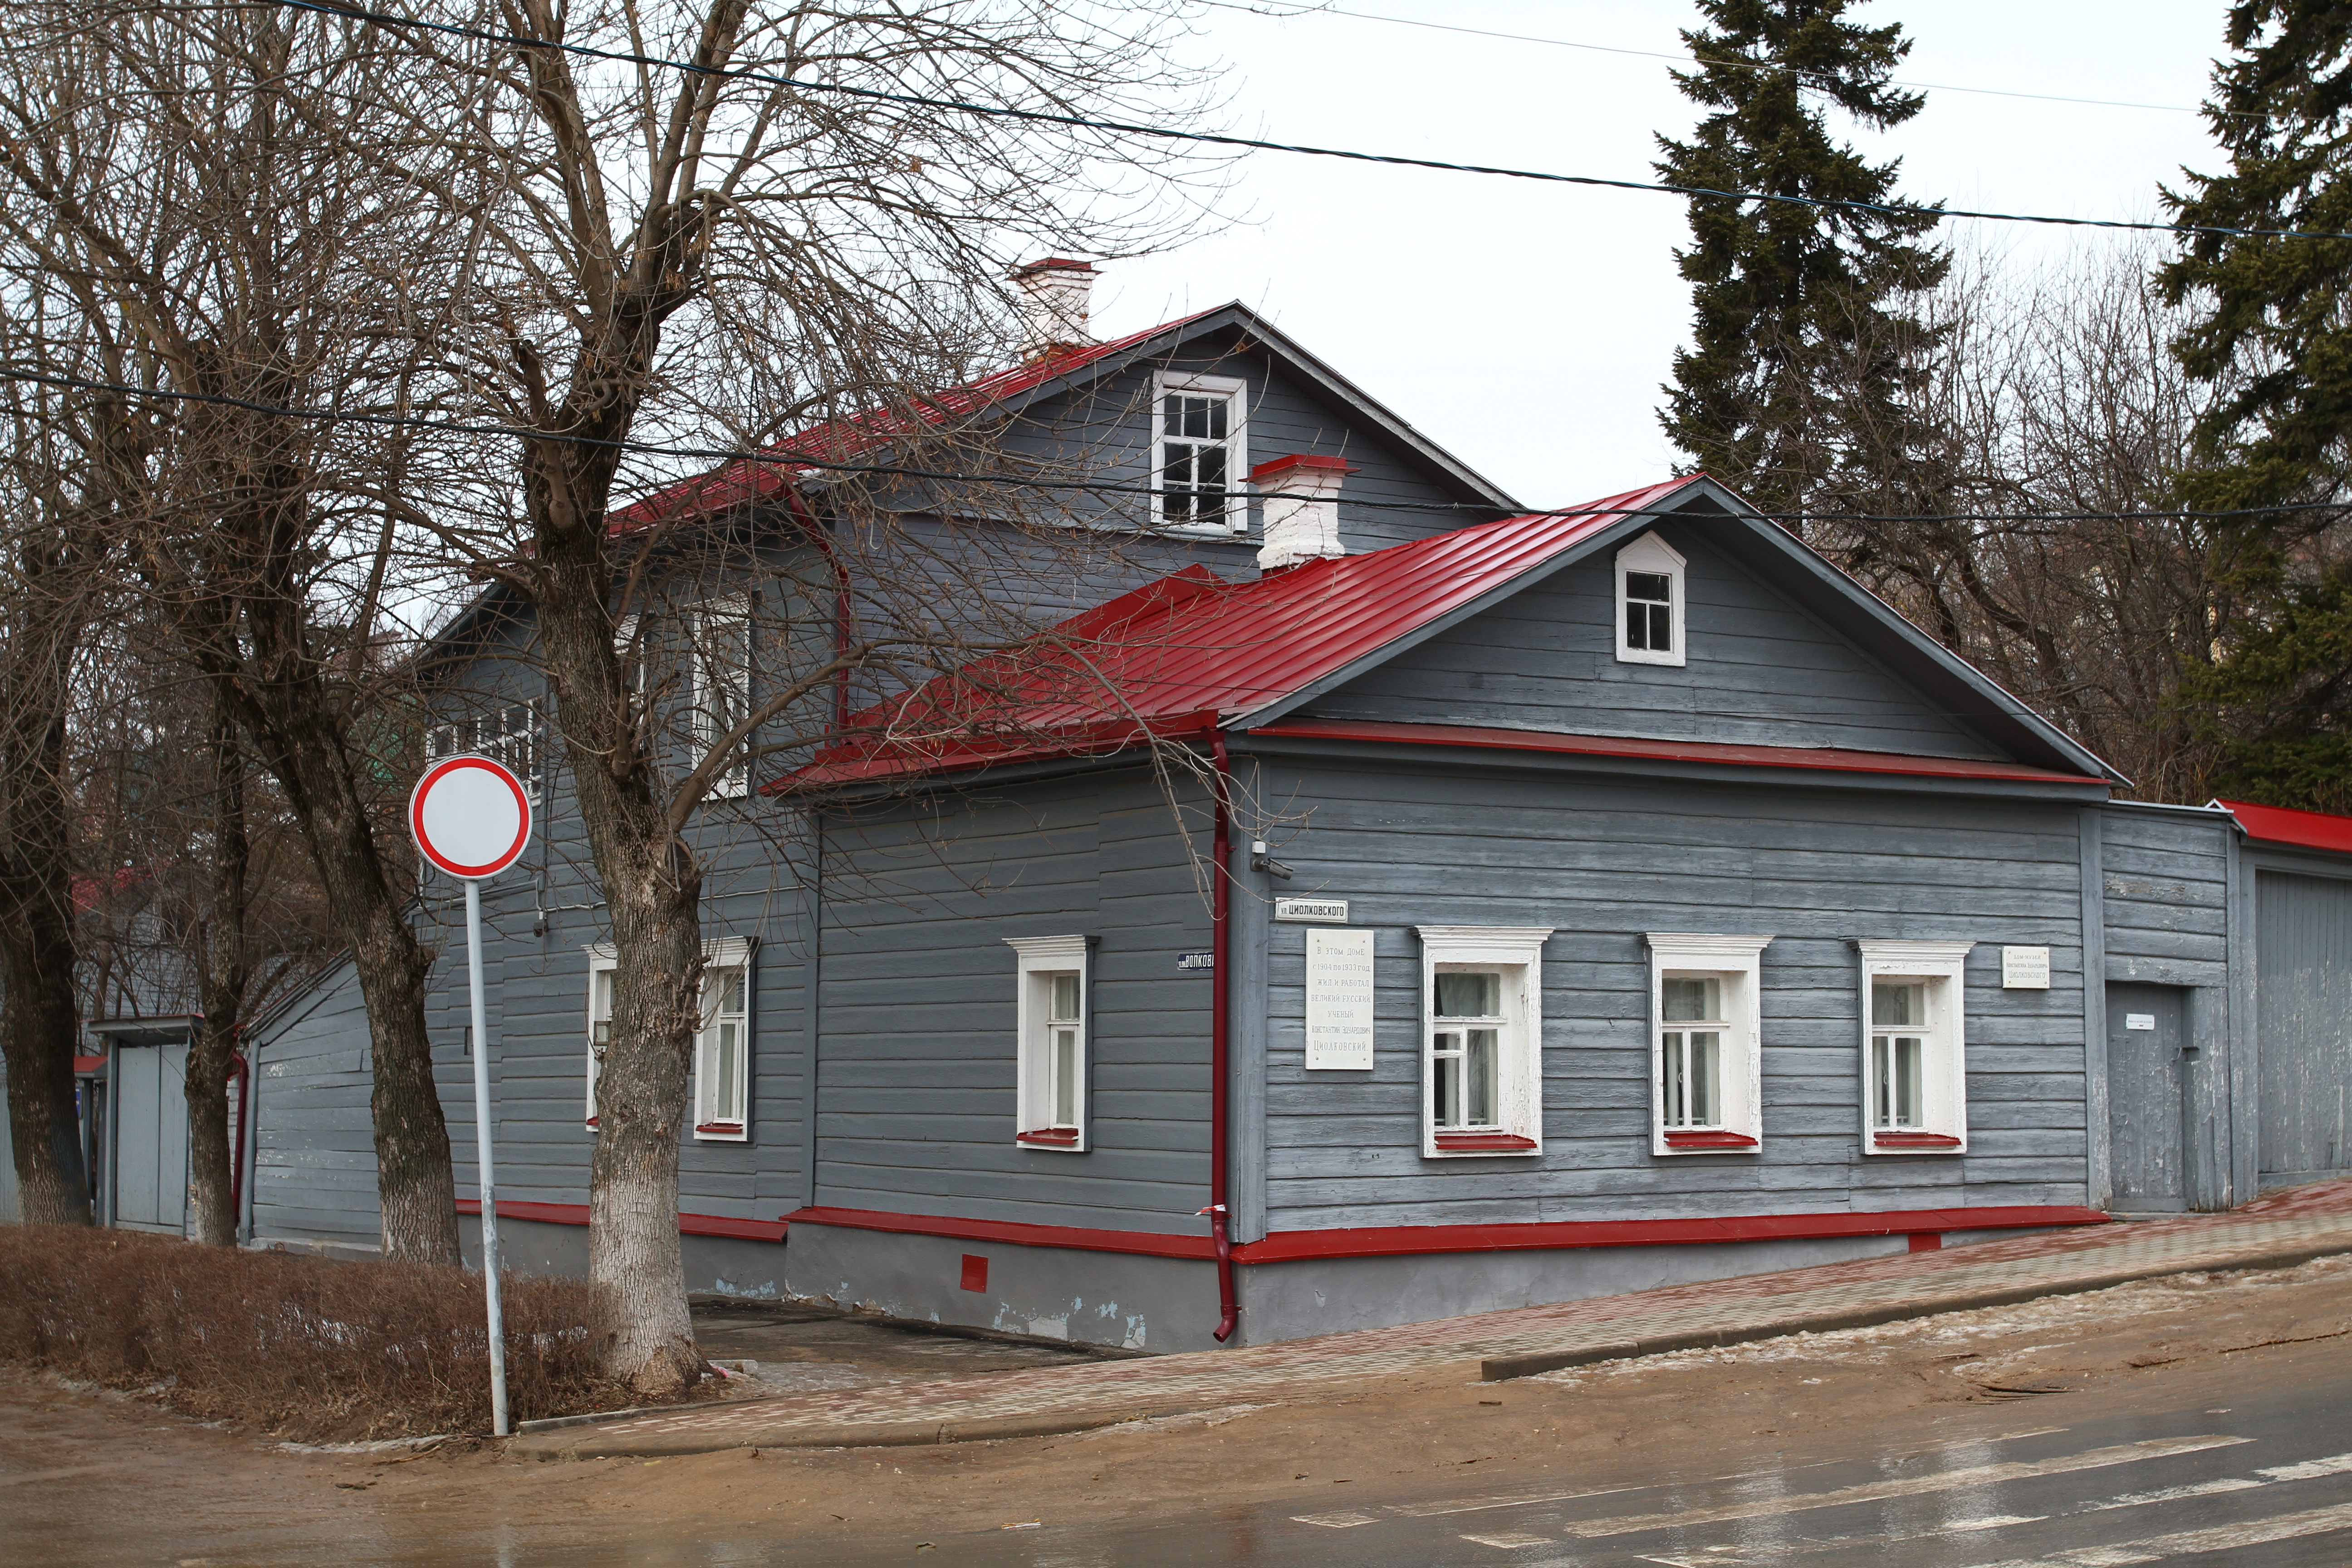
1011 257 1097 359
1254 454 1353 571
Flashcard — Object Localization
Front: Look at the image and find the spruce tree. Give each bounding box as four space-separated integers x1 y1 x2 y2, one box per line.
1656 0 1949 524
2161 2 2352 809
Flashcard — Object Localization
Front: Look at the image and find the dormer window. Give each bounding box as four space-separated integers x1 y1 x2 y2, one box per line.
1155 372 1247 534
1615 532 1687 667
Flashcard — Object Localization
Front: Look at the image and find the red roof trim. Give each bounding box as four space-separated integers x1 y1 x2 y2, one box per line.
777 1202 2107 1266
2214 797 2352 857
1250 718 2104 786
455 1198 787 1244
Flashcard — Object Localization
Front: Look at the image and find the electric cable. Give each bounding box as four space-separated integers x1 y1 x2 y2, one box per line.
10 364 2342 528
265 0 2343 244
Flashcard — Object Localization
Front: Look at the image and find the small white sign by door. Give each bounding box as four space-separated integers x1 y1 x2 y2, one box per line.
1274 897 1349 923
2000 946 2051 989
2126 1013 2157 1031
1304 928 1375 1070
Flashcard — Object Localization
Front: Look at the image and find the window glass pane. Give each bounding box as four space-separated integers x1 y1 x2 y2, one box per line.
1435 971 1501 1018
1872 1034 1926 1127
1625 601 1647 648
1625 571 1672 604
1661 976 1720 1023
1050 972 1080 1022
1466 1029 1497 1125
1647 602 1673 652
721 971 745 1015
1433 1050 1461 1128
716 1023 740 1120
1196 446 1226 492
1689 1030 1719 1123
1872 981 1924 1027
1051 1025 1078 1125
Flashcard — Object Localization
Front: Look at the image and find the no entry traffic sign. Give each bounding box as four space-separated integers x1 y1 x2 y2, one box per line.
409 755 533 879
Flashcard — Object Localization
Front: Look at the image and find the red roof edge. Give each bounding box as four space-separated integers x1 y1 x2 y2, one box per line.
2213 797 2352 856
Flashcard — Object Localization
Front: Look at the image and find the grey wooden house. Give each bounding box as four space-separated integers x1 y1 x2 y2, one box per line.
230 269 2352 1351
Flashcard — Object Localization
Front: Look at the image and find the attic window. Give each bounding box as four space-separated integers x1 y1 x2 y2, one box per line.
1155 372 1247 534
1615 532 1687 667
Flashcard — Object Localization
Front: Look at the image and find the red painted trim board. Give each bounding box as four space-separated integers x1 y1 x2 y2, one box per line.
455 1198 788 1244
781 1203 2107 1264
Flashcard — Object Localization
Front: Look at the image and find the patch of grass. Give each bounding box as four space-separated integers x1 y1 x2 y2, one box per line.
0 1225 632 1440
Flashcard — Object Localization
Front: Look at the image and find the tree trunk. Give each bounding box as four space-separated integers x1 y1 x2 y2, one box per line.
184 701 248 1248
0 907 91 1227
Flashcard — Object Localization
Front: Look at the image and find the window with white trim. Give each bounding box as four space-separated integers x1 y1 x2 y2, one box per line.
1855 940 1973 1154
1005 935 1092 1151
694 594 753 799
693 950 752 1141
426 699 542 800
1417 926 1551 1156
1615 531 1687 667
1646 933 1771 1154
583 937 755 1138
1154 372 1247 534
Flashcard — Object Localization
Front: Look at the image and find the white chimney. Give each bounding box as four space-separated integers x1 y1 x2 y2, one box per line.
1011 257 1097 359
1254 454 1353 571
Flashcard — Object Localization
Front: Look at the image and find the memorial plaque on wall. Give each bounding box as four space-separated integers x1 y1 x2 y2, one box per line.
1304 928 1376 1070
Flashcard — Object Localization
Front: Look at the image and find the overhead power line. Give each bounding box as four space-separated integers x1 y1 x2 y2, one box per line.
1196 0 2251 120
272 0 2342 243
11 366 2342 529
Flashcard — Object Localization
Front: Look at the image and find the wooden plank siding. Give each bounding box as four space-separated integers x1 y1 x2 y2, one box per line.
1296 517 2004 760
1244 761 2092 1232
813 768 1217 1235
248 956 382 1247
2099 804 2234 989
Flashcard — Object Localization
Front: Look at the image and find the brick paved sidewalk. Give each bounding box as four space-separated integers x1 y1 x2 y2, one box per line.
510 1182 2352 1460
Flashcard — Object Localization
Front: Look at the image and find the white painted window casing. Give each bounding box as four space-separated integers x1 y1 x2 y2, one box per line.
584 936 755 1138
1154 372 1249 534
1855 939 1975 1154
1646 933 1772 1154
1416 926 1552 1157
426 699 543 802
1006 934 1093 1152
1615 531 1687 667
694 593 754 799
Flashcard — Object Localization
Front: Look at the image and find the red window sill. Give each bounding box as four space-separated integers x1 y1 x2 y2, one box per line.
695 1122 745 1137
1017 1128 1082 1147
584 1116 598 1130
1874 1132 1963 1150
1662 1130 1759 1151
1433 1132 1539 1153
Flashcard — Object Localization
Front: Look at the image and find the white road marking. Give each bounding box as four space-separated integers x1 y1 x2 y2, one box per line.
1963 1497 2352 1566
1460 1531 1555 1548
1950 1515 2048 1531
1289 1510 1379 1527
2080 1477 2266 1511
2256 1451 2352 1481
1557 1436 2249 1539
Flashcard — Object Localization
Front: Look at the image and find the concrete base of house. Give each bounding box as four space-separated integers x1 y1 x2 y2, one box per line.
458 1215 790 1300
778 1222 1965 1352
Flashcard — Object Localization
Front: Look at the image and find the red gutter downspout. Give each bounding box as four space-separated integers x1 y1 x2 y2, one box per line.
1206 723 1239 1342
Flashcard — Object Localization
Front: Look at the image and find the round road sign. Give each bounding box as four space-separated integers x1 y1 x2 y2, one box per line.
410 755 533 879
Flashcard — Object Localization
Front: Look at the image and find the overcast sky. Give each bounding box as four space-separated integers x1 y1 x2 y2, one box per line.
1093 1 2238 508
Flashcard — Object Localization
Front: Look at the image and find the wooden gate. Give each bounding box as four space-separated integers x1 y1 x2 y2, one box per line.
2256 872 2352 1186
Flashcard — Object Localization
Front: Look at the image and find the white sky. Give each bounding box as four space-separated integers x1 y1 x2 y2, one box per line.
1094 1 2237 508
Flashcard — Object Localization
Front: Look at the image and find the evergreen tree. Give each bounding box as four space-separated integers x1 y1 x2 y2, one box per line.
2160 2 2352 809
1656 0 1950 524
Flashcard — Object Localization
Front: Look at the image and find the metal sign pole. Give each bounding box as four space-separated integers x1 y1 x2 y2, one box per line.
464 877 511 1437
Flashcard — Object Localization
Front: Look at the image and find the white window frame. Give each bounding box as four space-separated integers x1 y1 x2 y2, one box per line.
1645 934 1772 1155
1855 939 1974 1155
1416 926 1552 1157
1153 371 1249 535
584 936 755 1138
426 698 543 802
1005 934 1093 1152
1615 530 1687 667
694 593 754 799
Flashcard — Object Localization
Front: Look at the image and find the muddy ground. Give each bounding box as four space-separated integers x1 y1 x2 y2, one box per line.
2 1253 2346 1565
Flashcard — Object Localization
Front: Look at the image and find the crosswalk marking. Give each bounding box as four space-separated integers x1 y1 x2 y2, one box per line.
1460 1531 1554 1548
1556 1436 2248 1539
1289 1510 1379 1527
1964 1497 2352 1567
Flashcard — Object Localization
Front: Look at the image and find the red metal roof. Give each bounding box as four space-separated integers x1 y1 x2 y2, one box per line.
776 477 1715 789
1255 718 2105 786
606 309 1221 532
2214 798 2352 856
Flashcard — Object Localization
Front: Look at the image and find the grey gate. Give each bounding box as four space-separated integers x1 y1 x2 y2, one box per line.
2256 871 2352 1186
111 1043 189 1234
2107 983 2196 1212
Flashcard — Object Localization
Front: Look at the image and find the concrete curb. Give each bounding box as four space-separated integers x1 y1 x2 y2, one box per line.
1477 1238 2352 1381
509 1401 1229 1460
